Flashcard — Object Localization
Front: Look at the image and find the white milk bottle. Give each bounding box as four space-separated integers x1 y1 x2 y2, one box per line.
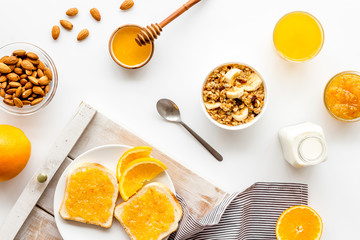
278 122 327 168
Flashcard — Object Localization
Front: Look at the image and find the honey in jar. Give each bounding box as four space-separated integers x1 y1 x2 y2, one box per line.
110 25 153 68
324 71 360 121
273 11 324 62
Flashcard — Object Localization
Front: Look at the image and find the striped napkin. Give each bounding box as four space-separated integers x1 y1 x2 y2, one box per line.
169 182 308 240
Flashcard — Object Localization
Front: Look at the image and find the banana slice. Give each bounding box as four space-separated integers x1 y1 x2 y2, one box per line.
223 68 241 86
232 107 248 122
204 102 221 110
243 73 263 91
226 87 244 99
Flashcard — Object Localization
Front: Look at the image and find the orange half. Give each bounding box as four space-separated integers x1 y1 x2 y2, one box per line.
276 205 323 240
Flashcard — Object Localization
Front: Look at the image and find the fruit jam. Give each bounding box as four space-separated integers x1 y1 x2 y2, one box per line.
65 167 114 223
325 72 360 121
121 187 175 240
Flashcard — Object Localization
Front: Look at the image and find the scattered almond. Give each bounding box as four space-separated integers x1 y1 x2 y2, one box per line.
77 29 89 41
90 8 101 21
66 8 79 16
60 20 73 30
120 0 134 10
52 25 60 40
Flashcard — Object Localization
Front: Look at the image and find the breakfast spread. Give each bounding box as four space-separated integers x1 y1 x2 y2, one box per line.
0 50 54 108
279 122 328 168
2 0 359 239
273 11 324 61
202 63 265 126
59 163 118 228
114 182 183 240
324 71 360 121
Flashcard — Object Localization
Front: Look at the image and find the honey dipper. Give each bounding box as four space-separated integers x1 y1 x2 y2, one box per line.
135 0 201 46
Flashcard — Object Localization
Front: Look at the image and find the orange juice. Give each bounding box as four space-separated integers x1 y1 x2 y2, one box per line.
273 11 324 62
110 25 153 68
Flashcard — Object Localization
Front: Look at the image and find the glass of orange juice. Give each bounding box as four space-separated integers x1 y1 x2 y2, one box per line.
273 11 324 62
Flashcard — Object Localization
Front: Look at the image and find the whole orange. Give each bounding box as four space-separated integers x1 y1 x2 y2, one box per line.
0 125 31 181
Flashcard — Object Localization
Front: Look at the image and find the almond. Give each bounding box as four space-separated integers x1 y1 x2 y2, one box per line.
66 8 79 16
31 98 43 106
3 99 14 106
38 76 50 85
90 8 101 21
13 97 23 108
52 25 60 40
7 73 20 82
45 68 53 80
120 0 134 10
21 60 35 70
0 63 11 74
77 29 89 41
4 56 18 65
60 20 73 30
0 76 7 83
13 50 26 58
33 86 45 96
27 52 39 60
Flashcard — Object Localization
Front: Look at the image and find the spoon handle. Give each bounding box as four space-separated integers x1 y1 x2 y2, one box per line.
180 121 223 161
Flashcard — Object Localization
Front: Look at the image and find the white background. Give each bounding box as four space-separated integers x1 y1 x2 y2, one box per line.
0 0 359 239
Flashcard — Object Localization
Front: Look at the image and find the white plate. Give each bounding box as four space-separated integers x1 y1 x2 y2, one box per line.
54 144 175 240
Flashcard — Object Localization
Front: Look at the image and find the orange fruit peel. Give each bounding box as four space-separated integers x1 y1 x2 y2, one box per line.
276 205 323 240
0 125 31 181
116 146 152 181
119 157 167 201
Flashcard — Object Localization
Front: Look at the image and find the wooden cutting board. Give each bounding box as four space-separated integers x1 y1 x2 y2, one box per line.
12 102 227 239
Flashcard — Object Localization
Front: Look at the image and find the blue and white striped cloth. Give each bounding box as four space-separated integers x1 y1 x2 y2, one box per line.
169 182 308 240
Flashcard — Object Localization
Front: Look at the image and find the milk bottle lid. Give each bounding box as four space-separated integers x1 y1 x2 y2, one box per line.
298 136 325 164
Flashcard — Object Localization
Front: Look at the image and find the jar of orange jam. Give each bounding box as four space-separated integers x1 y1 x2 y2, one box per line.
324 71 360 121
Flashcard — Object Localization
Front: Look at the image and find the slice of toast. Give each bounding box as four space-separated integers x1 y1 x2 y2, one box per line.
59 162 118 228
114 182 183 240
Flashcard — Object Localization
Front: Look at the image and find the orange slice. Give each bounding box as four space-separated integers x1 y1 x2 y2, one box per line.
116 146 152 181
276 205 323 240
119 157 167 201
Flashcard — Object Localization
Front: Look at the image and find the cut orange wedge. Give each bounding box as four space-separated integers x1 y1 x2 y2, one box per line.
116 146 152 181
276 205 323 240
119 157 167 201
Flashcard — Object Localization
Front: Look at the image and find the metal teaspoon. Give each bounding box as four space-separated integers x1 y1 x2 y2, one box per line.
156 98 223 161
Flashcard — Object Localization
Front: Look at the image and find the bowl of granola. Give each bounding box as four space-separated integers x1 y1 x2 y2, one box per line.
201 62 268 130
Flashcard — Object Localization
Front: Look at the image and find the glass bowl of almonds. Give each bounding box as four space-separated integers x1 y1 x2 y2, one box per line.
201 62 268 130
0 42 58 116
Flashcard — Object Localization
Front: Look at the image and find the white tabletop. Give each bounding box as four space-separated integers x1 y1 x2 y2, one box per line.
0 0 359 238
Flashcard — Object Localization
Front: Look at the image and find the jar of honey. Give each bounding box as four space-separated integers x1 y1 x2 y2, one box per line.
324 71 360 122
109 25 154 69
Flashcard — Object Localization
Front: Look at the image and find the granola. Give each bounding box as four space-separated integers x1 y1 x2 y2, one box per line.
202 63 265 126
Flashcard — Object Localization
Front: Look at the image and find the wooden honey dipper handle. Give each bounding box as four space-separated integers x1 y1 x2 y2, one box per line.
135 0 201 46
